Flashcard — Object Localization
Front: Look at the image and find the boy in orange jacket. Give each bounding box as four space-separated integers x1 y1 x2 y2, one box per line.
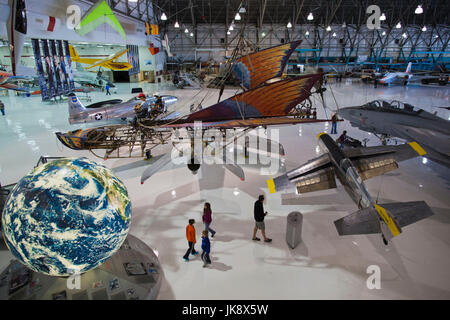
183 219 199 261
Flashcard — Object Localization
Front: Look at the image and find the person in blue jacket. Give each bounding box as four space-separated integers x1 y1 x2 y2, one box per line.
201 230 211 268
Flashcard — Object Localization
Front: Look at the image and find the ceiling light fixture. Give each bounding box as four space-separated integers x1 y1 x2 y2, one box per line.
305 30 309 36
332 32 336 37
307 12 314 21
235 13 241 20
342 22 346 28
227 31 231 35
326 26 331 32
174 21 180 28
382 31 386 35
262 32 266 37
184 28 189 33
161 13 167 21
229 25 234 31
190 32 193 37
380 13 386 21
396 22 402 29
239 7 246 13
415 5 423 14
402 33 407 38
422 26 427 32
287 22 292 28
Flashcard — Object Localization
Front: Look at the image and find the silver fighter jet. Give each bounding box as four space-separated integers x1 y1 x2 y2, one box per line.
268 133 434 245
339 100 450 167
68 93 178 125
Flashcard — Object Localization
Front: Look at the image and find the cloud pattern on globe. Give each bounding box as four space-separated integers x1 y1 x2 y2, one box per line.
1 158 131 276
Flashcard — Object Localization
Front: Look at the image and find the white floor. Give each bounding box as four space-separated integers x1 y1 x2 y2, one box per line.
0 79 449 299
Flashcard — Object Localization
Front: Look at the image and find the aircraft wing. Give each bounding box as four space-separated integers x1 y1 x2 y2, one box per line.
162 117 329 129
76 58 102 65
86 60 132 71
85 49 131 71
390 124 450 158
343 142 427 180
334 201 433 236
0 83 31 92
267 153 336 194
232 40 302 89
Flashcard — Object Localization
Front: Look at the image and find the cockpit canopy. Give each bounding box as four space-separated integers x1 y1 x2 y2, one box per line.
364 100 421 113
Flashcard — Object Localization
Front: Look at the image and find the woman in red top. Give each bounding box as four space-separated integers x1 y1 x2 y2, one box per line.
202 202 216 238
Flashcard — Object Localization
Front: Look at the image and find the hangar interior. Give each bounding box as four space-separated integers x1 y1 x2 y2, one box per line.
0 0 449 300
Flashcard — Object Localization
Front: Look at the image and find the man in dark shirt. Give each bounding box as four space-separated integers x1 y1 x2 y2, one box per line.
252 195 272 242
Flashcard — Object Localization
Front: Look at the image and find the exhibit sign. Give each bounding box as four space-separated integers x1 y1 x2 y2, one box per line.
127 45 140 75
40 39 56 99
31 39 50 101
49 40 63 96
63 40 76 91
56 40 70 95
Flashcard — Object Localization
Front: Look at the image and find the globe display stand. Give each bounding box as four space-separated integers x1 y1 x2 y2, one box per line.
0 234 162 300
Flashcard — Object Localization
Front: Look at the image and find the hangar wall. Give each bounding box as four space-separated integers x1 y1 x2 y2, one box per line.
165 23 449 62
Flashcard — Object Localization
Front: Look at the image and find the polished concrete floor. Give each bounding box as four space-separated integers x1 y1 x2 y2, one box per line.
0 79 449 299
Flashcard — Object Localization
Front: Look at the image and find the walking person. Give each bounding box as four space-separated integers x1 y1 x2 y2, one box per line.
330 113 338 134
201 230 211 268
202 202 216 238
0 100 5 116
105 84 111 95
252 195 272 242
183 219 199 262
337 130 348 149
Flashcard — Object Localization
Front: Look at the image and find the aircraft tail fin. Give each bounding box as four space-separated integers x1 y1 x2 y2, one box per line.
68 94 86 117
69 45 80 61
334 201 433 240
405 62 412 74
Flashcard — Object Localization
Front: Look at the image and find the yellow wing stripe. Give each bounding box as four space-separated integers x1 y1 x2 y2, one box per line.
408 141 427 156
374 204 401 237
317 132 326 140
267 178 276 194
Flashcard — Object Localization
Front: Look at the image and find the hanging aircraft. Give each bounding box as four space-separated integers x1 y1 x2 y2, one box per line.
69 45 132 71
339 100 450 168
68 93 179 124
0 71 35 92
73 63 115 88
56 40 331 183
267 133 434 245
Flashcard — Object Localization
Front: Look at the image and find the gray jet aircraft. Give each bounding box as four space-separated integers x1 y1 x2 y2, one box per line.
68 93 178 124
339 100 450 167
267 133 434 245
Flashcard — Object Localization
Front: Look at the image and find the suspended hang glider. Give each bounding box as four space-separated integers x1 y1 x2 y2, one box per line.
69 45 132 71
267 133 434 245
56 41 330 183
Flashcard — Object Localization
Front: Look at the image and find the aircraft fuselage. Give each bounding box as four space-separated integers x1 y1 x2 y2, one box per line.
318 133 373 209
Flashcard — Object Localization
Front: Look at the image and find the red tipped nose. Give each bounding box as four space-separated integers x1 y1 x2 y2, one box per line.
141 181 144 185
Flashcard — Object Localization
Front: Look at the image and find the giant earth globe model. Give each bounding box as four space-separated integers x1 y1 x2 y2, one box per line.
1 157 131 276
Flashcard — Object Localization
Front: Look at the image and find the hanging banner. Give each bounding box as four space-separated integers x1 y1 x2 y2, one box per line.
31 38 49 101
56 40 70 94
41 39 56 98
63 40 76 91
126 44 140 75
49 39 63 96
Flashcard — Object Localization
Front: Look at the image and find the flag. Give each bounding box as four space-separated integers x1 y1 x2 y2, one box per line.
150 24 159 35
149 43 159 55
